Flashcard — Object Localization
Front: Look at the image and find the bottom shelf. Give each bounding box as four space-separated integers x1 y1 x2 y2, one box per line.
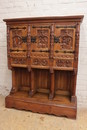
5 91 77 119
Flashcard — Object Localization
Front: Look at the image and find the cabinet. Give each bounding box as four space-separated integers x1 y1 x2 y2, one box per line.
3 16 84 119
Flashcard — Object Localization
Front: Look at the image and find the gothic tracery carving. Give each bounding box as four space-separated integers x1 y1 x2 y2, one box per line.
37 30 49 48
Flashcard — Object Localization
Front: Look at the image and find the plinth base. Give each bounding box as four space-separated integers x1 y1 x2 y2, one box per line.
5 91 77 119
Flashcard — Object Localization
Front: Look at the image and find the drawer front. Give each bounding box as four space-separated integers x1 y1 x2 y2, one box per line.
9 25 28 50
31 58 49 69
54 24 76 52
53 53 74 70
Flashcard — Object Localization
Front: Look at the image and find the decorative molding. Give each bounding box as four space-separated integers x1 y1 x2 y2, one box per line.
10 52 27 57
56 25 76 28
32 25 50 28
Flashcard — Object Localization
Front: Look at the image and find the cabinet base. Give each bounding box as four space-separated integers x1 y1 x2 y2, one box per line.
5 91 77 119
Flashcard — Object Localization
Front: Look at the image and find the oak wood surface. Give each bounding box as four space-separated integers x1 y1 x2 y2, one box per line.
4 16 83 119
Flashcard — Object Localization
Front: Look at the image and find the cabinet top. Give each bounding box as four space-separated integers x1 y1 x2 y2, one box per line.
3 15 84 24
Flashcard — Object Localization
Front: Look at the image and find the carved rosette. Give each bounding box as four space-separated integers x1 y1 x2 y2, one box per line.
56 59 72 67
32 58 48 66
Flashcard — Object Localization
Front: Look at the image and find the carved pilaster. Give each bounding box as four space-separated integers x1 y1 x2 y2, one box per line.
74 23 80 67
50 24 54 59
49 24 54 73
7 25 12 70
27 25 31 72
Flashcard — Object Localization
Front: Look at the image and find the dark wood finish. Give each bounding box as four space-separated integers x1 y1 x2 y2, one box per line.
3 15 84 119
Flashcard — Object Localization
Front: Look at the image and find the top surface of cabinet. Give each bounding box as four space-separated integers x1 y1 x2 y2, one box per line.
3 15 84 23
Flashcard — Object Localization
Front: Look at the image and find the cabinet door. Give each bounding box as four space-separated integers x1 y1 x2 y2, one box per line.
9 25 28 50
54 24 76 70
30 24 51 68
54 25 76 52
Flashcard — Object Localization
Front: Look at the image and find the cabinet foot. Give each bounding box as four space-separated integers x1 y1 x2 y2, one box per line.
71 96 76 103
49 93 54 100
29 90 36 97
10 87 17 94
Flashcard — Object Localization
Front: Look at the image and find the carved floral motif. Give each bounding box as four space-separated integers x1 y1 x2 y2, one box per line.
60 29 73 50
32 58 48 66
12 58 26 64
56 59 72 67
12 30 22 48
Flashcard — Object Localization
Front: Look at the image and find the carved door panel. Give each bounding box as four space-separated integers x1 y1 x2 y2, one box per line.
30 24 51 68
10 25 28 50
30 24 51 52
54 25 76 52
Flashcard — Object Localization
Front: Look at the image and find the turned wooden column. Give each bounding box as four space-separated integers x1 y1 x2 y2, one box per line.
71 23 80 102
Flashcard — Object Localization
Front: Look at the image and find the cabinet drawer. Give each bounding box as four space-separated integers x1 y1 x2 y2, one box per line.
31 58 49 69
11 57 27 67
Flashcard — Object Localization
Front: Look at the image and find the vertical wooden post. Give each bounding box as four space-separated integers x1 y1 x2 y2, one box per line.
29 69 36 97
71 23 80 102
10 68 16 94
71 69 77 102
49 71 55 99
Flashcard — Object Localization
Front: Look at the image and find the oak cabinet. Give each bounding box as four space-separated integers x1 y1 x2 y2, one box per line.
3 15 84 119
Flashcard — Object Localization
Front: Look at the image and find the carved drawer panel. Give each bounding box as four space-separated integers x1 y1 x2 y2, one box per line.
54 59 73 70
31 58 49 69
11 57 27 67
9 25 28 50
54 24 76 52
53 53 74 70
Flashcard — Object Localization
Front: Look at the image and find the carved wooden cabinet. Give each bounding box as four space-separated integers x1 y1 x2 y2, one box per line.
3 16 84 119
